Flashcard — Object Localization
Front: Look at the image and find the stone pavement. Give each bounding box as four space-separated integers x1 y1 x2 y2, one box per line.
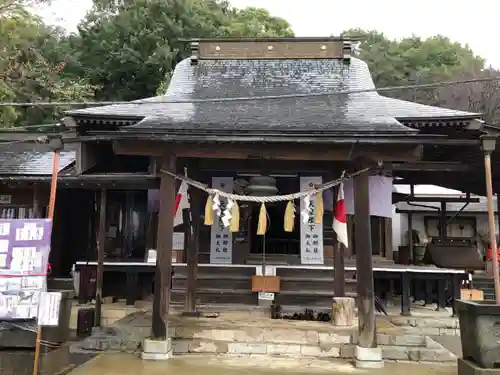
67 353 458 375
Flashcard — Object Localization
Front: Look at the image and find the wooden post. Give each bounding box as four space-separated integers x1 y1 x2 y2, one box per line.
151 153 176 340
32 184 42 218
95 189 107 327
354 168 376 348
33 149 60 375
184 187 201 316
334 243 345 297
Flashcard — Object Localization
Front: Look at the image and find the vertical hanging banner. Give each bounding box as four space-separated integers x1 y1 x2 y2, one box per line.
210 177 234 264
300 177 324 265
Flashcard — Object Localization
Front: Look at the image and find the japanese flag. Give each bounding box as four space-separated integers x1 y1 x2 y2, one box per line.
174 181 189 227
333 183 348 248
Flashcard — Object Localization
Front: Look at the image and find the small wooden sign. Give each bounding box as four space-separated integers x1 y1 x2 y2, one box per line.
252 275 280 293
460 289 484 301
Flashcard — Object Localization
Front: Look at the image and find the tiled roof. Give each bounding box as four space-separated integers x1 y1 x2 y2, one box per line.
0 143 76 176
70 57 479 135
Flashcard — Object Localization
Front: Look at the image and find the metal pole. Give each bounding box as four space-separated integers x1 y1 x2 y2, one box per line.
484 152 500 304
32 150 60 375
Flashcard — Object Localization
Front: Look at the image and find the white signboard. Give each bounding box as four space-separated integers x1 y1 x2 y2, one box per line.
210 177 234 264
37 291 62 326
300 176 324 265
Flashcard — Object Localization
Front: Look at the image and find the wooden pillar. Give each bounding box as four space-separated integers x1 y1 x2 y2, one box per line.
184 187 202 315
95 189 107 327
152 153 176 340
334 243 345 297
32 185 42 218
384 218 393 262
439 201 447 237
354 169 376 348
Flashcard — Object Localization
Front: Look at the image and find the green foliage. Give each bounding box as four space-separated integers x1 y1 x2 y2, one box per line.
71 0 294 101
343 28 486 104
0 0 96 127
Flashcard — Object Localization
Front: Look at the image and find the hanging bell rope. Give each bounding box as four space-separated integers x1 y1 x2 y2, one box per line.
160 167 371 203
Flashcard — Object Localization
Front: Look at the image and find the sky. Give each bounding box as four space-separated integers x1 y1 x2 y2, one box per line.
37 0 500 68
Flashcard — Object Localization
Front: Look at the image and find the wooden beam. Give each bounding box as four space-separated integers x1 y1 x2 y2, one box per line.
95 189 107 327
113 140 422 162
32 185 42 218
354 168 377 349
151 153 176 340
392 162 474 172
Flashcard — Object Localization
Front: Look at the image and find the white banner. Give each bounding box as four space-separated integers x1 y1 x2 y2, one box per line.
210 177 234 264
300 176 324 265
343 176 393 218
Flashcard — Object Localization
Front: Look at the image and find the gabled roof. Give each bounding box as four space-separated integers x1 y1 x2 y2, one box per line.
70 55 480 137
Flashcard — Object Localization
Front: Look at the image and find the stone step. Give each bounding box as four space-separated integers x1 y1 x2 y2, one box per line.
171 288 257 305
172 277 251 291
173 265 255 277
280 276 356 291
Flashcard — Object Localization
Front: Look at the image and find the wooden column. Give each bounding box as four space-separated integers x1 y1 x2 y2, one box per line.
354 169 376 348
184 187 202 315
334 243 345 297
95 189 107 327
32 185 42 218
152 153 176 340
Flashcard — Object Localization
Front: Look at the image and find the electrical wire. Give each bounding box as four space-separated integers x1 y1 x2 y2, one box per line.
0 76 498 107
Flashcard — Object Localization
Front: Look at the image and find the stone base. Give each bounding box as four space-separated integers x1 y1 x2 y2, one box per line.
332 297 355 326
141 338 172 360
458 358 500 375
354 346 384 369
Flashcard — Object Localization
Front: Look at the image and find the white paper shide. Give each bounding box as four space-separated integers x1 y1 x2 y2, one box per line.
300 177 324 265
210 177 234 264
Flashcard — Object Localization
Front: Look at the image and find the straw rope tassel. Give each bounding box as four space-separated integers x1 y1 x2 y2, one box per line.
256 203 267 235
204 195 214 225
284 201 295 232
315 192 324 224
230 201 240 232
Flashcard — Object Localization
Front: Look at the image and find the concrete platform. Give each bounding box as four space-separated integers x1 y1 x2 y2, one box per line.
67 353 459 375
458 358 500 375
70 305 457 363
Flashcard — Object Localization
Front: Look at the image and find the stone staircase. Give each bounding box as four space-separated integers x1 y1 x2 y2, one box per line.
171 257 395 307
472 275 495 301
171 265 257 305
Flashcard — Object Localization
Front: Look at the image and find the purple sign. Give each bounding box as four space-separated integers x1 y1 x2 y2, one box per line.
0 219 53 320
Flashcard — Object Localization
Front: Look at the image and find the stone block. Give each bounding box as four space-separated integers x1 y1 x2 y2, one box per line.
141 338 172 360
377 334 426 347
172 340 189 354
193 329 235 342
300 345 341 358
262 328 306 344
355 346 384 369
340 345 355 358
227 342 267 355
416 348 456 362
188 340 223 353
266 344 301 356
458 358 500 375
381 346 410 360
233 328 263 342
318 332 351 345
102 297 114 304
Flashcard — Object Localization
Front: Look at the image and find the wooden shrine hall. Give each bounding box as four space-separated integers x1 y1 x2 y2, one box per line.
0 37 495 364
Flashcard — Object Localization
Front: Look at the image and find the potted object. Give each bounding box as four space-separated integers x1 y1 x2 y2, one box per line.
456 300 500 368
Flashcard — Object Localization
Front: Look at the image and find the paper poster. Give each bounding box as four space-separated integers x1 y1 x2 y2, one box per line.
0 219 52 320
38 291 61 326
210 177 234 264
300 177 324 265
